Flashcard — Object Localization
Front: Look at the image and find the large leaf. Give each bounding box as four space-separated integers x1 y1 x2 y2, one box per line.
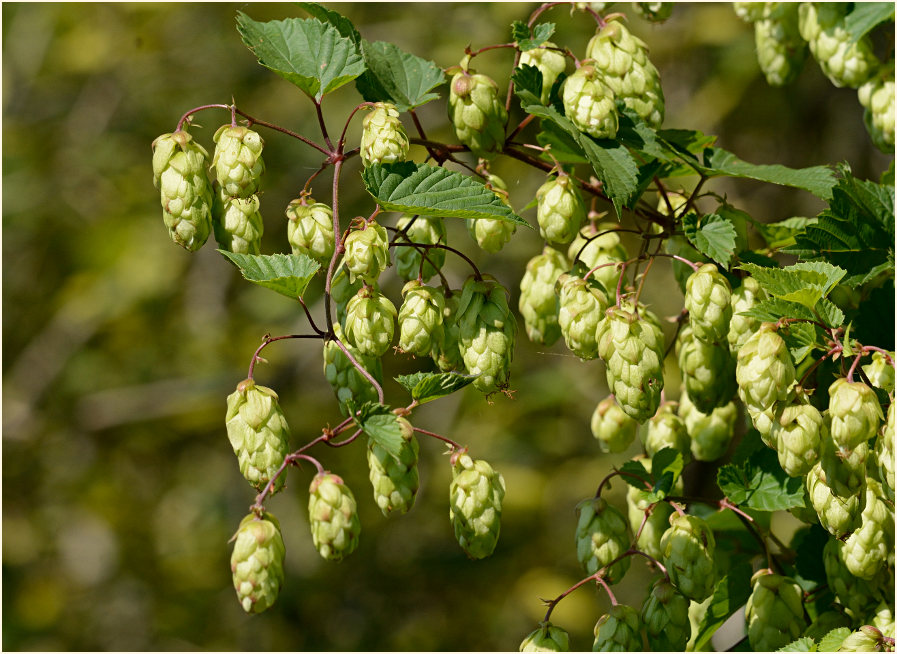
693 563 753 650
843 3 894 43
297 2 361 44
394 371 477 404
701 147 837 201
682 212 737 267
355 40 445 112
717 448 806 511
753 216 818 251
817 628 850 652
218 251 320 300
739 261 846 311
236 13 365 100
362 162 530 226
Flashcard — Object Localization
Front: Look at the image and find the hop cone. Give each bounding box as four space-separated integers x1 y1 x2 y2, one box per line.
820 433 869 502
806 461 864 537
519 42 567 104
212 188 263 254
744 569 807 651
677 325 737 414
633 2 673 22
448 70 508 159
225 379 291 493
323 324 383 415
360 102 409 166
468 216 517 253
536 174 586 245
230 512 285 614
839 626 885 652
592 396 639 454
871 600 895 637
734 2 770 22
285 197 334 264
575 496 631 583
596 306 666 422
838 478 893 580
343 221 390 284
456 275 517 393
519 246 569 346
562 63 618 138
344 286 397 358
642 577 691 651
592 605 642 652
660 513 717 602
519 623 570 652
680 391 737 462
626 457 680 558
823 537 887 618
152 130 213 251
684 264 733 344
736 324 796 412
859 67 895 152
728 276 766 354
829 378 883 457
770 403 825 477
211 125 264 198
394 214 447 282
398 280 445 357
330 263 363 326
862 350 896 394
433 290 466 372
798 3 879 89
556 273 610 360
568 222 628 296
876 402 895 500
367 417 420 517
754 4 808 86
308 472 361 561
642 402 691 461
449 452 506 559
585 18 665 127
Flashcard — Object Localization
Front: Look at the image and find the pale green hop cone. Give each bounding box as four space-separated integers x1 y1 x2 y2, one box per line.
519 42 567 104
455 274 517 393
591 396 639 454
230 512 285 614
859 67 895 152
876 402 895 500
862 350 896 394
536 173 586 245
367 416 420 517
211 124 264 198
754 4 808 86
575 496 631 583
556 272 610 360
769 402 825 476
562 63 618 139
343 221 390 284
641 577 691 651
626 456 681 559
798 2 879 89
684 263 733 344
448 69 508 160
828 378 883 457
660 513 717 602
212 188 263 254
676 325 737 414
394 214 447 282
398 280 446 357
449 452 506 559
467 174 516 253
679 391 737 462
360 102 409 166
736 323 796 412
744 569 808 651
285 197 334 264
308 472 361 562
343 285 397 358
330 262 363 327
642 402 691 461
819 430 868 502
592 605 642 652
838 478 893 581
806 460 864 537
839 626 885 652
518 246 569 346
519 622 570 652
152 130 213 251
322 323 383 416
728 276 766 354
568 222 628 296
823 537 887 618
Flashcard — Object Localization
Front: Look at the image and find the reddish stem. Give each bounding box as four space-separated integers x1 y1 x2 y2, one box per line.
412 427 464 450
247 333 325 380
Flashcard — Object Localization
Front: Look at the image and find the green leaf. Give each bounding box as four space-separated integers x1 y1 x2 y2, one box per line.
510 20 530 45
717 448 806 511
777 637 817 652
236 13 365 100
618 459 653 492
297 3 361 45
360 410 404 459
693 563 753 650
781 321 817 365
517 22 556 51
355 40 445 112
701 147 837 201
843 3 894 43
649 447 684 500
658 128 717 157
813 297 844 329
394 371 477 404
739 261 846 310
536 120 589 164
512 64 544 106
817 628 851 652
752 216 817 251
218 251 320 299
617 108 677 163
362 163 530 226
741 298 817 323
682 212 737 267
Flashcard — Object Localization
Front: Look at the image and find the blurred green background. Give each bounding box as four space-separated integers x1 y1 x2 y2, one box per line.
2 3 891 651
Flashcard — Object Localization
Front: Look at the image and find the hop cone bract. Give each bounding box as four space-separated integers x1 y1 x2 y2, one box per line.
562 63 618 138
456 275 517 393
575 496 631 583
592 396 639 453
360 102 409 166
536 174 586 245
770 402 825 476
343 221 390 284
592 605 642 652
212 187 263 254
642 402 691 460
556 272 610 360
736 324 796 412
230 512 285 614
519 42 567 104
642 577 691 651
519 246 569 346
394 214 447 282
398 280 445 357
519 623 570 652
367 417 420 517
660 513 717 601
152 130 213 251
728 276 766 354
448 70 508 159
286 197 335 264
838 478 893 580
308 472 361 561
211 125 264 198
449 452 506 559
798 2 879 89
344 286 397 358
684 264 733 344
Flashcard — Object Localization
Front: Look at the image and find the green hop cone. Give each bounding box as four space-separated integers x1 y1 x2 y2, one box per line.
804 610 853 640
449 452 506 559
322 323 383 416
734 2 770 22
468 216 517 253
684 263 733 344
871 600 895 637
823 537 887 618
660 513 717 602
330 263 363 326
829 378 884 457
519 42 567 104
754 4 808 86
626 456 681 559
839 626 885 652
744 569 808 651
876 402 895 500
585 18 665 127
736 323 796 412
676 325 737 414
591 396 639 454
592 605 642 652
596 306 666 422
433 290 466 372
225 379 291 493
838 478 893 581
285 197 335 264
455 275 517 393
211 125 264 198
642 402 691 461
212 188 263 254
519 622 571 652
343 285 397 358
562 63 619 138
556 272 610 360
728 276 766 354
230 512 285 614
448 69 508 160
308 472 361 562
519 246 569 346
343 221 390 284
367 417 420 517
360 102 409 166
394 214 447 282
575 496 631 583
770 402 825 477
397 280 445 357
679 391 737 462
152 130 213 251
568 222 628 296
807 461 864 536
641 577 691 651
633 2 673 22
859 67 895 152
798 2 879 89
862 351 896 394
536 174 586 245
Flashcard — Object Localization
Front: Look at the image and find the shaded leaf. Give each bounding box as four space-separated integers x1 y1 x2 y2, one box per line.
792 523 830 585
843 3 894 43
717 448 806 511
817 628 850 652
694 563 753 650
517 22 556 51
394 371 477 404
218 251 320 299
683 212 737 267
753 216 818 251
702 148 837 200
361 412 404 459
777 637 817 652
739 261 846 310
618 459 653 492
297 2 361 44
740 298 817 323
781 321 818 364
355 40 445 112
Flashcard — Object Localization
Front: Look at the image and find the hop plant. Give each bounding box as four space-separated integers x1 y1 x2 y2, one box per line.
448 69 508 159
322 324 383 415
211 124 265 197
536 173 586 245
769 402 825 477
736 323 796 414
859 66 896 152
679 391 737 462
394 214 447 282
562 62 619 138
519 246 569 346
230 512 285 614
592 604 642 652
152 130 214 251
838 478 893 580
828 378 884 457
684 263 733 344
862 350 896 394
591 396 639 454
285 197 335 264
633 2 673 23
585 17 665 127
519 42 567 104
455 275 517 393
308 472 362 562
556 272 610 360
344 285 397 358
823 537 887 618
798 3 879 89
744 569 808 651
626 457 681 559
449 452 506 559
575 496 631 583
519 622 570 652
212 188 263 254
433 290 466 373
468 216 517 253
397 280 445 357
733 2 770 23
806 461 865 537
343 221 390 284
360 102 409 166
676 325 737 414
225 379 291 493
330 262 363 326
839 626 886 652
568 222 628 296
754 4 808 86
727 276 766 354
641 577 691 651
367 417 420 517
660 513 717 602
642 402 691 461
876 402 895 500
871 600 896 637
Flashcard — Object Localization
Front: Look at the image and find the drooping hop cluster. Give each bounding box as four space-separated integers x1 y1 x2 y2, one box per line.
230 512 285 614
225 379 291 493
519 246 569 346
568 222 629 295
343 221 390 284
519 622 570 652
823 537 889 618
736 323 796 442
367 417 420 517
591 396 639 454
798 2 879 89
394 214 447 282
575 496 631 583
322 323 383 415
592 605 642 652
536 173 586 245
684 264 732 344
467 173 517 253
660 513 717 602
837 478 893 581
752 4 808 86
679 391 737 462
769 402 824 477
360 102 410 166
448 69 508 160
344 285 398 358
285 197 335 264
152 130 214 251
212 189 263 254
398 280 445 357
562 63 618 139
585 17 665 127
449 452 506 559
641 577 691 651
676 325 737 414
727 276 765 354
519 42 567 104
556 273 610 360
828 378 884 457
744 570 808 651
211 125 266 253
858 66 896 152
455 275 517 393
642 402 691 461
308 472 362 562
626 457 681 559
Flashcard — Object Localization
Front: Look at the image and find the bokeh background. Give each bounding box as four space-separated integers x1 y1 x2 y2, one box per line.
2 3 891 651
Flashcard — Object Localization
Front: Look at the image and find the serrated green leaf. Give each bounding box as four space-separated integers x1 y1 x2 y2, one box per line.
817 628 850 652
778 637 817 652
649 447 684 500
753 216 817 250
843 3 894 43
218 251 320 299
739 262 846 310
297 3 361 44
355 40 445 112
512 64 544 106
517 22 556 51
510 20 530 45
782 321 817 364
740 298 817 323
813 297 844 329
236 13 365 100
362 163 530 226
657 128 717 157
701 148 837 201
618 459 653 492
536 120 589 163
617 108 677 163
717 448 806 511
682 212 737 267
394 371 477 404
361 411 404 459
694 563 753 650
